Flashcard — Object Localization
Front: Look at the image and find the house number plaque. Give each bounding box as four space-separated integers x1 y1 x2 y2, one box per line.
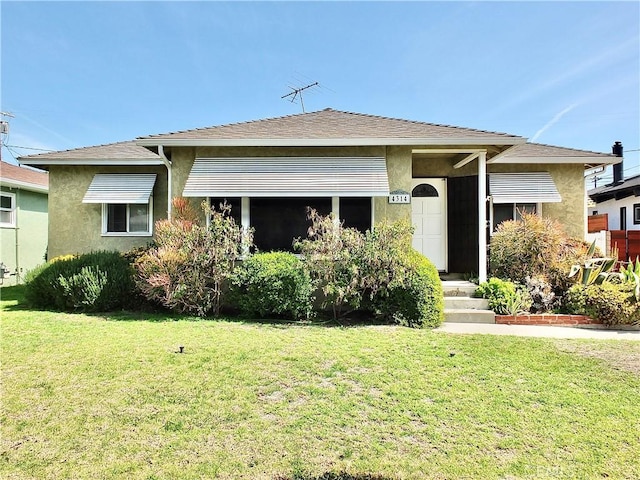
388 190 411 204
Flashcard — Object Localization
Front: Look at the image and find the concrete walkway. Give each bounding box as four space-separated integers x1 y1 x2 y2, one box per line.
436 322 640 340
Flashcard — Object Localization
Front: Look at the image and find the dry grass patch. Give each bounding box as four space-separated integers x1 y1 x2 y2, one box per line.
555 339 640 375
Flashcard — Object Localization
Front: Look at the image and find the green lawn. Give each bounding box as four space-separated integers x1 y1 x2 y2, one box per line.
1 286 639 479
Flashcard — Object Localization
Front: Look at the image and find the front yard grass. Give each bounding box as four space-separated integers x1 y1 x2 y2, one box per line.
1 286 639 479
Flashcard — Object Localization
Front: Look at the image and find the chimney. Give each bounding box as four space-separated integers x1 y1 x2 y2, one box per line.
612 141 623 184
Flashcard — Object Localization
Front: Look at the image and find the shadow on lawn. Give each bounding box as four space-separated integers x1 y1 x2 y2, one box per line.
275 473 394 480
0 285 28 310
1 284 396 328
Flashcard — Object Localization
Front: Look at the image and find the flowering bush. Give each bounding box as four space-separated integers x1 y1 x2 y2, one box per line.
296 210 443 327
135 199 252 317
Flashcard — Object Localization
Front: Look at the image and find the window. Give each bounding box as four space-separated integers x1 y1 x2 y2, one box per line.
492 203 537 231
620 206 627 230
339 197 372 233
251 197 332 251
211 196 374 252
0 192 16 227
634 204 640 225
210 197 242 226
102 200 152 236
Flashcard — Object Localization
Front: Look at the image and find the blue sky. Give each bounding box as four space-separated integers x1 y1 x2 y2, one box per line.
1 1 639 184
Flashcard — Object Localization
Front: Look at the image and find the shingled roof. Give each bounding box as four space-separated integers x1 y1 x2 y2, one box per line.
0 161 48 192
18 141 162 166
589 174 640 202
137 108 525 146
490 142 618 168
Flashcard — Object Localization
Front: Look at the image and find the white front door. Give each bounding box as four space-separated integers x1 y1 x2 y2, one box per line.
411 178 447 271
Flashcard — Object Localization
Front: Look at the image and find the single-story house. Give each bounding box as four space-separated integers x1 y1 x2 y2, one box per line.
19 108 618 282
0 160 49 285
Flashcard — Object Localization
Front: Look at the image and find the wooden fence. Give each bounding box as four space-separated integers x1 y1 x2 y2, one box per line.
610 230 640 262
588 214 608 233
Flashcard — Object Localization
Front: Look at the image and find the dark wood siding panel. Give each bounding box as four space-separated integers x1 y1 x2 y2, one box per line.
447 176 478 273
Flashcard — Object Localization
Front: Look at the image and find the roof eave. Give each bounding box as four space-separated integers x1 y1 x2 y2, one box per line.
136 136 526 148
19 158 164 167
488 156 621 168
0 179 48 194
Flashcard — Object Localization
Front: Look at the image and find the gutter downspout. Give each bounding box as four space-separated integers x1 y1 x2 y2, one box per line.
158 145 172 220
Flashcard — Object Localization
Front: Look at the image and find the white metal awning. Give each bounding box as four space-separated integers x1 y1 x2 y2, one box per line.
182 157 390 197
82 174 157 204
489 172 562 204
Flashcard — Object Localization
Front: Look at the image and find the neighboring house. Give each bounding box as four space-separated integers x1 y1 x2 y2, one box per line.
588 142 637 231
19 109 618 282
0 161 49 285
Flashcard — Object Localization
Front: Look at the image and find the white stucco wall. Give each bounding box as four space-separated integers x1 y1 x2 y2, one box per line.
588 195 640 230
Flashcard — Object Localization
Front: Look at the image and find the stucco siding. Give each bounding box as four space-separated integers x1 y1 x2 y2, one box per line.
488 163 585 239
48 165 168 257
44 147 587 258
374 146 412 223
0 187 48 284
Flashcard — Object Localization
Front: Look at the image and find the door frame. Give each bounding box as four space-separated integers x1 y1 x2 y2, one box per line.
411 177 448 272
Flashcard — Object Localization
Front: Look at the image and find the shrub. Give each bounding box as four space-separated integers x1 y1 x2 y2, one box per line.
49 254 77 263
562 284 588 315
24 251 136 312
359 218 414 298
122 244 155 265
57 266 108 309
296 211 443 327
369 250 444 328
229 252 315 320
525 276 558 313
135 200 251 317
294 209 365 318
476 277 532 315
564 283 640 325
490 212 590 292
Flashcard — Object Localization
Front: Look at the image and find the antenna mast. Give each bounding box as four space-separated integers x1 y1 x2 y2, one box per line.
281 82 318 112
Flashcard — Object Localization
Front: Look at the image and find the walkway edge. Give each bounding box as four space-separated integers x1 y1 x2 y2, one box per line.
436 322 640 340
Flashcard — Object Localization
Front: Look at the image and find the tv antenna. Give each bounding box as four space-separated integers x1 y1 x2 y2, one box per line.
281 82 319 113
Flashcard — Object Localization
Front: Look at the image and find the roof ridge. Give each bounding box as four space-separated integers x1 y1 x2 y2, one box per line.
138 107 522 139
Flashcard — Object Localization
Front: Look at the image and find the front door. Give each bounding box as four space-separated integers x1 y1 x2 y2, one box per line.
411 178 447 271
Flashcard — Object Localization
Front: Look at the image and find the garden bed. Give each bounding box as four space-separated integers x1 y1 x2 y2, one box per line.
496 314 601 326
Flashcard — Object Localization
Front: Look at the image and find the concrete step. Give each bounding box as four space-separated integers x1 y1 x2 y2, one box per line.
444 309 496 324
441 280 478 297
444 296 489 310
